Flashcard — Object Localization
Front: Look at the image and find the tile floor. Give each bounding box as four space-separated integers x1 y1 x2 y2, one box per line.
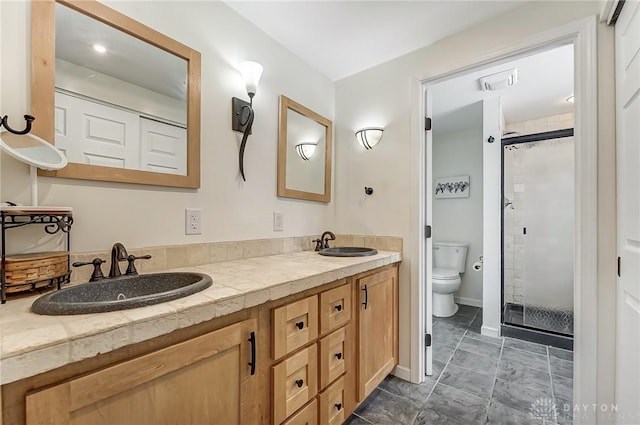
346 305 574 425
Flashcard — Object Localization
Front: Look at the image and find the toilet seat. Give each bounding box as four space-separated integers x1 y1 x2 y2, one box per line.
433 268 459 280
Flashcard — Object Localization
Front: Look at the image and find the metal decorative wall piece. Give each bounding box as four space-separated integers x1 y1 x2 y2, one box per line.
434 175 470 199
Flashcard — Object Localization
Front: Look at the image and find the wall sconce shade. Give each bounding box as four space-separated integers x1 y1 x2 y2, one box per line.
232 61 263 181
295 143 317 161
355 127 384 150
238 61 263 98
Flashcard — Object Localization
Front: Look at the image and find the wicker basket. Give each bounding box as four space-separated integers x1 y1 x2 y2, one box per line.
4 251 69 293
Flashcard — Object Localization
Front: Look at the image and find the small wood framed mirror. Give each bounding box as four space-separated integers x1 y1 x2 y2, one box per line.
31 0 201 188
277 96 332 203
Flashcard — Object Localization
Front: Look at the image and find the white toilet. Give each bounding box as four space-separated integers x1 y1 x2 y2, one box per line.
432 241 469 317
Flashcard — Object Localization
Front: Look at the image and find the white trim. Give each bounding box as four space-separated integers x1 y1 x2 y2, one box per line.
481 325 500 339
391 365 412 382
454 297 483 308
409 16 599 418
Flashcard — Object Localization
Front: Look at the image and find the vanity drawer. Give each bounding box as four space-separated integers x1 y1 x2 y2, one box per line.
273 344 318 425
319 327 347 390
281 399 318 425
273 295 319 360
318 376 346 425
319 283 351 335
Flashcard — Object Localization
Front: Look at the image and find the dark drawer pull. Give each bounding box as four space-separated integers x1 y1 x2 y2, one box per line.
295 379 304 388
295 321 304 330
335 352 342 360
248 331 256 376
335 403 342 411
362 284 368 309
335 304 342 312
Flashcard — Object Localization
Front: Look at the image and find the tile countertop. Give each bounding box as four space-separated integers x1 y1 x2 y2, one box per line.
0 250 401 385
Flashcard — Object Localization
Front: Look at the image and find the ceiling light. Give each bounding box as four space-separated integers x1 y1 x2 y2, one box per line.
295 143 317 161
355 127 384 150
566 95 574 104
92 44 107 54
479 68 518 92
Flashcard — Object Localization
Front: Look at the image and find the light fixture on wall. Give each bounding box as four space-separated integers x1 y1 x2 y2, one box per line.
295 142 317 161
355 127 384 150
232 61 263 181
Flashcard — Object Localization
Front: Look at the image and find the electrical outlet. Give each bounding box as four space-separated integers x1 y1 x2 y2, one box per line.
273 212 284 232
185 208 202 235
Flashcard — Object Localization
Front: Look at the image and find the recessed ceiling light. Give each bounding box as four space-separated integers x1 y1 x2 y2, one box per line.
566 95 575 104
92 44 107 54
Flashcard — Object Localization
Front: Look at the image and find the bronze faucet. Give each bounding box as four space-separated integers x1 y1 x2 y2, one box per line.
314 231 336 251
109 242 129 278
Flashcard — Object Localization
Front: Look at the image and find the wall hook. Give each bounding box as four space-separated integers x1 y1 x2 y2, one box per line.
0 114 35 135
487 136 495 143
364 187 373 195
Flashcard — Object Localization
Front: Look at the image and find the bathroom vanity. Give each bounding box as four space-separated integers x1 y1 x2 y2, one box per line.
0 250 400 425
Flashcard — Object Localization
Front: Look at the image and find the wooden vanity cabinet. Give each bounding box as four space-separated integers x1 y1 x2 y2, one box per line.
355 266 399 402
25 319 259 425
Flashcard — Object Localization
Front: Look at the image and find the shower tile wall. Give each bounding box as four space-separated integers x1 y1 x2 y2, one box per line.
503 113 574 305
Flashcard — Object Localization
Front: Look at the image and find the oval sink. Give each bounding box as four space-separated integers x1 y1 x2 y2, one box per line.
319 247 378 257
31 272 212 315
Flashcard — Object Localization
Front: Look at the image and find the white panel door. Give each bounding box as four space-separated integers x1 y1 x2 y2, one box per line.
615 1 640 423
139 117 187 175
55 91 139 169
424 89 433 376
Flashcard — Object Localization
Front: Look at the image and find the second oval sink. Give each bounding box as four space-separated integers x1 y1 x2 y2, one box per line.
31 272 212 315
319 247 378 257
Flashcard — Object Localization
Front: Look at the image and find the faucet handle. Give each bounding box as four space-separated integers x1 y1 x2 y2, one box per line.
312 239 323 251
73 258 106 282
125 254 152 276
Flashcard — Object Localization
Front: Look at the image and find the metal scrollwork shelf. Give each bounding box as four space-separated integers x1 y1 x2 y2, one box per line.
1 208 73 304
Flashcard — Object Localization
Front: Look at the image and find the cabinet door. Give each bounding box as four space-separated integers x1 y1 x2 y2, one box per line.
26 319 258 425
356 266 398 401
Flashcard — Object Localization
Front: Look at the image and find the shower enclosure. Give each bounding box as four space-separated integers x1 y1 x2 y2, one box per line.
501 129 575 348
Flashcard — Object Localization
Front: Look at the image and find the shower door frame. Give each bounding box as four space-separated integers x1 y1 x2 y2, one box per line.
500 128 575 340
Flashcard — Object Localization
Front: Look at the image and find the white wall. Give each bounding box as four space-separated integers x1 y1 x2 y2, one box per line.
432 126 483 305
0 0 335 253
334 0 616 400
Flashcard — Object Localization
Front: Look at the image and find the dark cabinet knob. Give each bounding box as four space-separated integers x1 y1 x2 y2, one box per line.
335 304 342 312
335 352 342 360
295 379 304 388
295 321 304 330
335 403 342 411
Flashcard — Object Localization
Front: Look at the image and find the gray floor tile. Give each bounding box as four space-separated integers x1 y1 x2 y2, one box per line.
555 398 574 424
458 336 502 358
432 321 466 348
492 377 554 412
432 343 456 363
552 375 573 401
550 357 574 379
449 348 499 377
549 346 573 362
464 329 503 346
497 360 553 388
439 313 475 327
354 388 420 424
486 399 544 425
439 363 495 400
379 369 440 406
501 346 549 372
456 304 480 317
504 337 549 356
344 414 374 425
416 383 488 425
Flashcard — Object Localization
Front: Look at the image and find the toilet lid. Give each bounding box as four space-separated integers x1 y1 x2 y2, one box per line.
432 268 459 280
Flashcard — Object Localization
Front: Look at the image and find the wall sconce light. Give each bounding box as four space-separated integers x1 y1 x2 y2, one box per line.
232 61 263 181
355 127 384 150
295 142 317 161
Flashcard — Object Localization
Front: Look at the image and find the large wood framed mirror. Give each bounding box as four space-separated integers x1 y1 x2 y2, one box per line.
277 96 332 202
31 0 201 188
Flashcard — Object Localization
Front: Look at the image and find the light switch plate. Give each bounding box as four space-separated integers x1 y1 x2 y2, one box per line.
185 208 202 235
273 212 284 232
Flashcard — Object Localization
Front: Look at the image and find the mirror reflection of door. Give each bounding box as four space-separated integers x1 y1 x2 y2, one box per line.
285 108 326 194
54 3 188 175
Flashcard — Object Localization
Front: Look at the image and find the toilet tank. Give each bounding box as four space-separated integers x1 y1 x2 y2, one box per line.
433 242 469 273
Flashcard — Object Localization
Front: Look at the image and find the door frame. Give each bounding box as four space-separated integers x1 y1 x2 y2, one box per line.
408 15 598 417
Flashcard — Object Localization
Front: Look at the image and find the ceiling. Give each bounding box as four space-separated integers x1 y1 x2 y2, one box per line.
224 1 529 81
431 44 574 135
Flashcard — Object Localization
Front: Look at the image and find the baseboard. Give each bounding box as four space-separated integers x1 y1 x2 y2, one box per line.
481 325 500 338
454 296 482 308
391 365 411 382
